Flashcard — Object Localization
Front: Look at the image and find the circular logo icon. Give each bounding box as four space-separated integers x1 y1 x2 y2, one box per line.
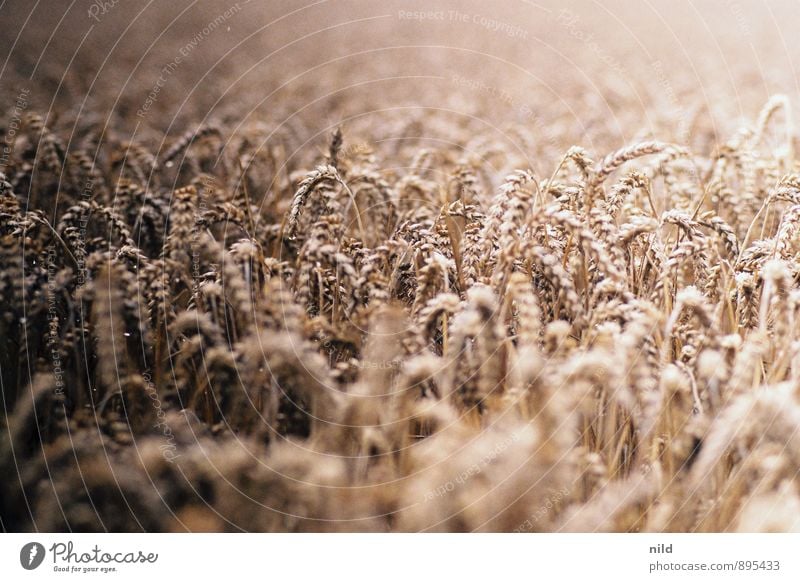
20 542 46 570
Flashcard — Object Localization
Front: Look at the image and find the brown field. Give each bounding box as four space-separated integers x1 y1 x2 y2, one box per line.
1 0 800 532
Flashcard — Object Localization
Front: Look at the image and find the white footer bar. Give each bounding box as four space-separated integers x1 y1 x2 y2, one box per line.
1 534 797 581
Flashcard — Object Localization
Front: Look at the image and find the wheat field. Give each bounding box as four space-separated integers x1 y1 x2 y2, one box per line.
1 0 800 532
